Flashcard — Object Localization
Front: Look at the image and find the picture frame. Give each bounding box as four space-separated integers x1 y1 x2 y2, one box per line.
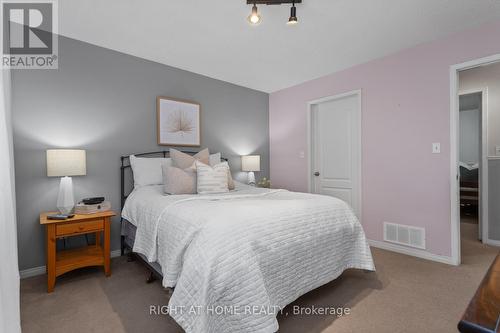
156 96 201 147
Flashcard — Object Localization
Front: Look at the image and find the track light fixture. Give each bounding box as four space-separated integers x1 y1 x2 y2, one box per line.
246 0 302 26
287 1 298 25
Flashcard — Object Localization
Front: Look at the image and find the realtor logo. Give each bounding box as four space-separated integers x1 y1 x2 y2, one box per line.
1 0 58 69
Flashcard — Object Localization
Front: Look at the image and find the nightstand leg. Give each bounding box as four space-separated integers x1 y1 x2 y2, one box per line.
47 224 56 293
104 217 111 276
95 231 101 247
45 227 48 274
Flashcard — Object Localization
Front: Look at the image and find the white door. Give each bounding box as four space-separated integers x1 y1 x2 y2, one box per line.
310 91 361 217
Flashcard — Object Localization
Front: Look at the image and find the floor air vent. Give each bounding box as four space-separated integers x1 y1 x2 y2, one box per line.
383 222 425 249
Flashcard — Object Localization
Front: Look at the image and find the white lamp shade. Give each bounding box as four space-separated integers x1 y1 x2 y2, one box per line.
241 155 260 172
47 149 87 177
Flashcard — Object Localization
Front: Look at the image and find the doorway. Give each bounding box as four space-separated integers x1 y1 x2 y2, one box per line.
451 54 500 265
308 90 362 218
458 91 484 243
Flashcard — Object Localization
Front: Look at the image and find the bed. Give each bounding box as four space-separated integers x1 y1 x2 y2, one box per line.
459 162 479 217
120 151 375 333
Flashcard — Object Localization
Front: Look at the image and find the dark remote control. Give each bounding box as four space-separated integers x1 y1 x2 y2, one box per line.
47 214 74 220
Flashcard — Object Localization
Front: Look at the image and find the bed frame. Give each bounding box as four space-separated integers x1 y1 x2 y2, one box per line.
120 150 227 282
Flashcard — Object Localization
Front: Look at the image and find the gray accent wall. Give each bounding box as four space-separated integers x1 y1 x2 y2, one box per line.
12 36 269 271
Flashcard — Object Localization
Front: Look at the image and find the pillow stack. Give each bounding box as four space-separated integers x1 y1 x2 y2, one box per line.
161 149 208 195
130 149 234 195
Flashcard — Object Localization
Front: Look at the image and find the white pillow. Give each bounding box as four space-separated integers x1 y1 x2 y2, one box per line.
196 161 229 194
129 155 172 188
209 152 221 166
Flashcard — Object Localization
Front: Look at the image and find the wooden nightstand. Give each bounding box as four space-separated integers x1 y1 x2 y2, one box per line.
40 210 116 292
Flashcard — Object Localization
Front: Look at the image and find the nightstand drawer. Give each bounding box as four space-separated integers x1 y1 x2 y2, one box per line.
56 219 103 236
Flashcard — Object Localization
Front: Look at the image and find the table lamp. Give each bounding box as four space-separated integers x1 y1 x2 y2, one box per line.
241 155 260 186
46 149 86 214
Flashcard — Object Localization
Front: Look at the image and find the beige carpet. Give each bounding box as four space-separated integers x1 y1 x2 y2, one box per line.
21 224 498 333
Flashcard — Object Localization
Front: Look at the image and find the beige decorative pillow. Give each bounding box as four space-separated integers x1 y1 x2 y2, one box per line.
209 152 235 190
170 148 209 169
196 161 229 194
162 164 197 195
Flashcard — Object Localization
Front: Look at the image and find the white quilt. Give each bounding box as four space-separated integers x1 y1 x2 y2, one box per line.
122 184 375 333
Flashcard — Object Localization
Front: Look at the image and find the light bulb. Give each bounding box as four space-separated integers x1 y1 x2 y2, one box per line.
248 4 261 25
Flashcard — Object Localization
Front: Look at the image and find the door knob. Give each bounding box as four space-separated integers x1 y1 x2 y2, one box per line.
314 172 320 176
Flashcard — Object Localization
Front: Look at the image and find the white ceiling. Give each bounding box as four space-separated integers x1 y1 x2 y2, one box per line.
59 0 500 93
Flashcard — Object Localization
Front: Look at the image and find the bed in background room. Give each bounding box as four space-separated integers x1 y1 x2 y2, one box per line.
459 162 479 217
120 150 375 333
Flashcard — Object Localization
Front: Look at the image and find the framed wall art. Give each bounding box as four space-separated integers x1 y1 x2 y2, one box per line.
157 96 201 147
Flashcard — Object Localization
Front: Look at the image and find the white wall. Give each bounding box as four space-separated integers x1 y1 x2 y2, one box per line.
0 68 21 332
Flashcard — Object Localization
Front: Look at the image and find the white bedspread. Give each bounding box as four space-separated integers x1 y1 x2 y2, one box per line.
122 183 375 333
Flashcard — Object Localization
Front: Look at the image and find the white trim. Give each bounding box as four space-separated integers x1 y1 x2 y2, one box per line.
19 266 47 279
481 89 489 244
488 156 500 160
368 240 455 266
19 249 122 279
450 66 460 266
306 89 363 221
484 239 500 247
458 88 488 244
450 53 500 266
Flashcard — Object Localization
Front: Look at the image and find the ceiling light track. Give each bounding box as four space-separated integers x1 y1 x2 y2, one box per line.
246 0 301 4
246 0 303 26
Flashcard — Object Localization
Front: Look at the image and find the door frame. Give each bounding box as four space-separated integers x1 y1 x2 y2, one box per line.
307 89 362 220
457 88 488 245
450 53 500 266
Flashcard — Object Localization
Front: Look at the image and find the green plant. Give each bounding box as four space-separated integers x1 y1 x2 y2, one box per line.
257 177 271 188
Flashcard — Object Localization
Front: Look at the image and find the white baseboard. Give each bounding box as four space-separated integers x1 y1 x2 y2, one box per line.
368 239 456 266
20 249 122 279
20 266 47 279
484 238 500 247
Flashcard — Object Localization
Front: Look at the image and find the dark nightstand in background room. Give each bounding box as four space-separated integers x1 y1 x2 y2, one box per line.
39 210 116 293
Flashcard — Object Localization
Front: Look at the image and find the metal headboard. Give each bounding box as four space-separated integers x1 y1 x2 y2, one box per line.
120 149 227 256
120 150 227 210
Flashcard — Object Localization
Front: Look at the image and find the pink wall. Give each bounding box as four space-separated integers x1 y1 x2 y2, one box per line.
269 20 500 257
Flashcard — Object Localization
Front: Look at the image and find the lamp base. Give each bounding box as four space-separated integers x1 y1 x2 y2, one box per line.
247 171 256 186
57 176 75 214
